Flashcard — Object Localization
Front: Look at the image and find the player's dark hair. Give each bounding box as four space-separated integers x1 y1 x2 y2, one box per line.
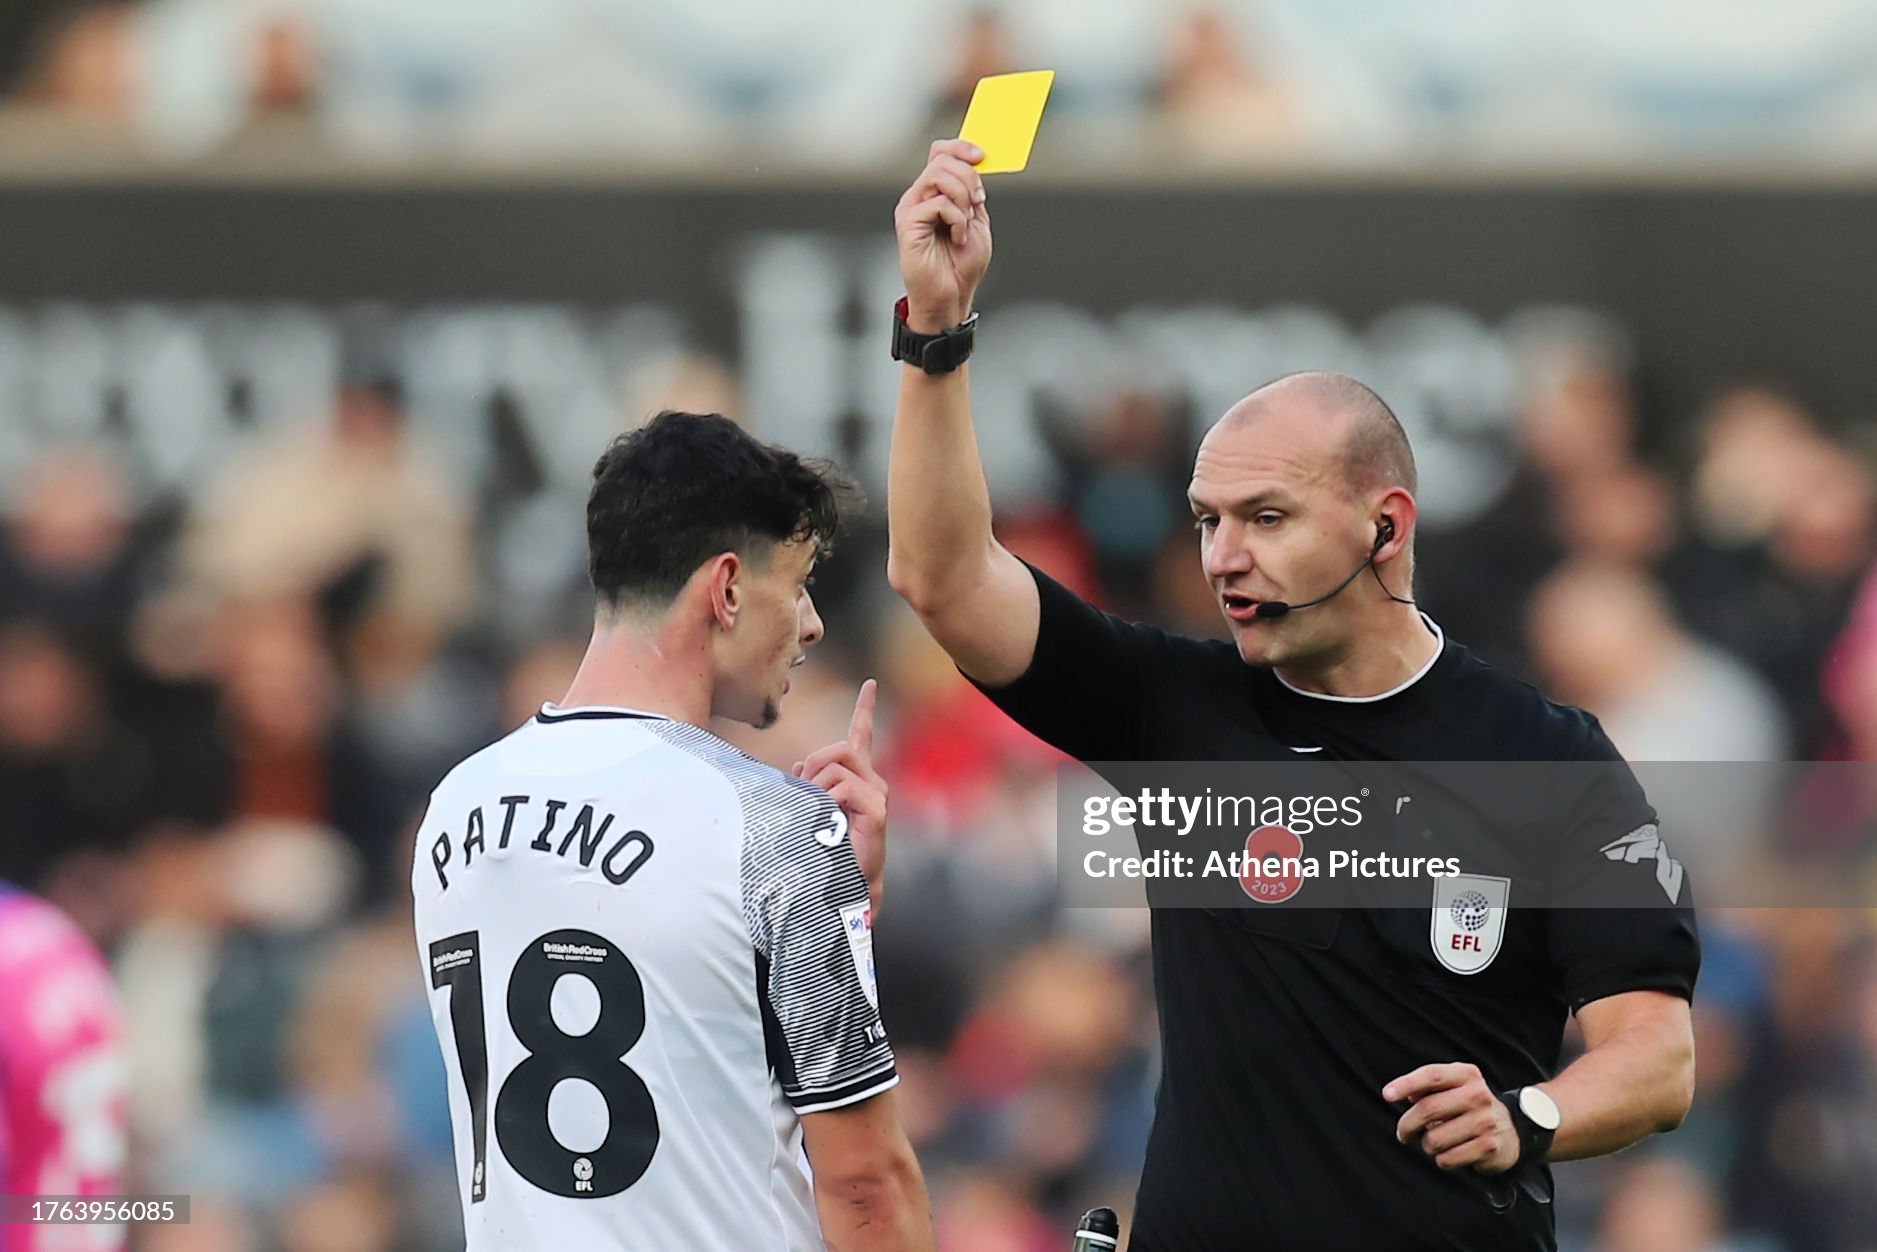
586 411 849 612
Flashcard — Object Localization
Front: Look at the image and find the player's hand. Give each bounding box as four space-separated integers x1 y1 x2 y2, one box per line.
793 680 889 903
1385 1062 1521 1174
895 140 992 334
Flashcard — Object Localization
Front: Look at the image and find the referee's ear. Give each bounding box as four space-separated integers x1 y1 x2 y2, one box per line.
1372 489 1418 562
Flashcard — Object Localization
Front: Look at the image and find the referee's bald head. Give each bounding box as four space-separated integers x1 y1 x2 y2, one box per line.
1217 371 1417 499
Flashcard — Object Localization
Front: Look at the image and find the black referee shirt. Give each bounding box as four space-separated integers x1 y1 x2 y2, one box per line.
973 564 1700 1252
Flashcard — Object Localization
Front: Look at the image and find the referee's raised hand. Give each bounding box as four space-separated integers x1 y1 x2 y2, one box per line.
794 679 890 908
895 139 992 333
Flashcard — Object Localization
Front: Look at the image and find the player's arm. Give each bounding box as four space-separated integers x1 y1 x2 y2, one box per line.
801 1091 935 1252
885 139 1042 687
749 790 929 1246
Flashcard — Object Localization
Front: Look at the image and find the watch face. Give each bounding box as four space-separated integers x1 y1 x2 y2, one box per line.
1519 1086 1562 1131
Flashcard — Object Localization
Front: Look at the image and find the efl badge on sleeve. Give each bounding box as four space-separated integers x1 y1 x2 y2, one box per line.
1430 873 1510 974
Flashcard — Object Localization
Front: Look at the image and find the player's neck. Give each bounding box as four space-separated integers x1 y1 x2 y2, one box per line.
559 619 713 728
1273 602 1439 699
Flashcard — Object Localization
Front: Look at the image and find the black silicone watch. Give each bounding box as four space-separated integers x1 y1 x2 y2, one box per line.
1500 1085 1561 1168
891 296 978 374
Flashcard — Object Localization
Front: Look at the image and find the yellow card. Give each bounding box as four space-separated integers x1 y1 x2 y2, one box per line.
958 70 1055 174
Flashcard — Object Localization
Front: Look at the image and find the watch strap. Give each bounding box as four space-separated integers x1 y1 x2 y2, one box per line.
891 296 977 374
1495 1088 1557 1209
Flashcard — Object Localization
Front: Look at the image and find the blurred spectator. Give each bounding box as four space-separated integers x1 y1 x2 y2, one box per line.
1038 390 1188 615
934 1169 1057 1252
1588 1155 1762 1252
1554 464 1680 570
11 0 134 120
874 606 1060 834
285 860 455 1217
214 598 340 827
1528 560 1789 761
248 14 317 115
1157 5 1310 161
1690 387 1823 548
182 380 474 654
1681 391 1876 752
0 623 141 885
113 827 224 1150
1420 350 1640 671
275 1168 400 1252
1821 564 1877 759
7 0 1877 165
0 0 77 95
117 820 357 1210
0 443 143 653
927 7 1019 139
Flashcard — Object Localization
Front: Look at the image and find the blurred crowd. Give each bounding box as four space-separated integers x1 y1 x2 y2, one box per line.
1 323 1876 1251
8 0 1877 165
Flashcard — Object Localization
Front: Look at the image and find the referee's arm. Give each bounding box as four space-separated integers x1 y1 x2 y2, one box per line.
1387 991 1693 1172
885 139 1042 688
1540 990 1695 1159
1394 746 1698 1174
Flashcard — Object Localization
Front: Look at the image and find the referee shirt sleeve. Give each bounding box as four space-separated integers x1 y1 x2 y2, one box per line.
965 560 1164 761
1544 715 1701 1010
743 785 897 1113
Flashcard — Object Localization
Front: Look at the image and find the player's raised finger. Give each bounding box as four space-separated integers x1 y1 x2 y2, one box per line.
848 679 877 759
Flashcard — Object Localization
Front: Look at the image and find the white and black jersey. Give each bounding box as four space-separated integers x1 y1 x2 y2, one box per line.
412 705 895 1252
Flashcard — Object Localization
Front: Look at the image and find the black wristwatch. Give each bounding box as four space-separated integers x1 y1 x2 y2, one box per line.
1481 1086 1560 1213
1500 1085 1561 1167
891 296 978 374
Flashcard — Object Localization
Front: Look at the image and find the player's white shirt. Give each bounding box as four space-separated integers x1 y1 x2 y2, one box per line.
412 704 895 1252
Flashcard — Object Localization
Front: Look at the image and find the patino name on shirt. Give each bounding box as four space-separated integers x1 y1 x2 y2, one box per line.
428 794 656 891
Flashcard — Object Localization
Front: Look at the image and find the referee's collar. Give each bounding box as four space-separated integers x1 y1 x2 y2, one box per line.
1272 614 1445 704
536 702 675 723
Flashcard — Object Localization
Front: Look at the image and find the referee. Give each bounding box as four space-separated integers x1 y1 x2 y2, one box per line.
884 142 1699 1252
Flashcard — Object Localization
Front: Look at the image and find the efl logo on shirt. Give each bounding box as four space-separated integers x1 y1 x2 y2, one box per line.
1430 873 1510 974
839 901 878 1008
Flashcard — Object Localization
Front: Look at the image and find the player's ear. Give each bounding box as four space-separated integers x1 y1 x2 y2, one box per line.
705 553 741 630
